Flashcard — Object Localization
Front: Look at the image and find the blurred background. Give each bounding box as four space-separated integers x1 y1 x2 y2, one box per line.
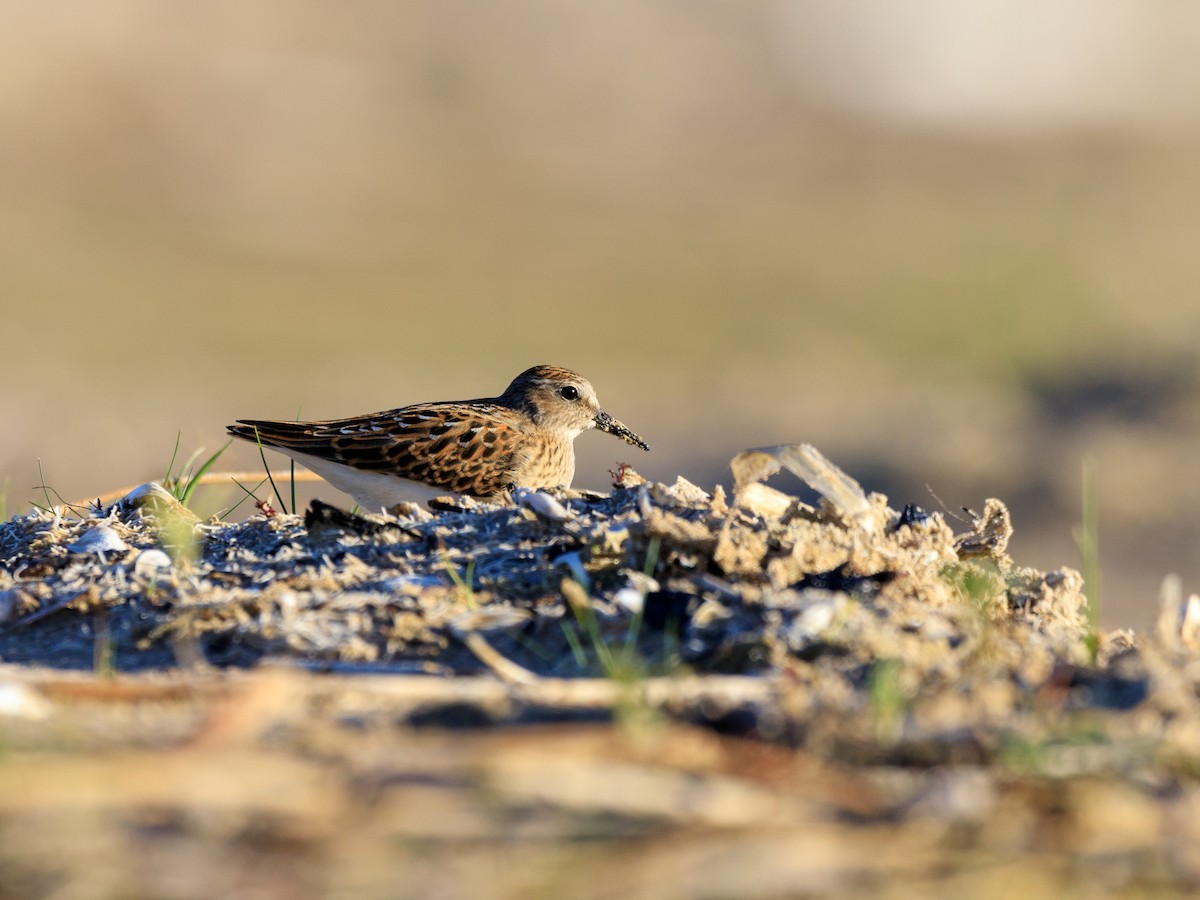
3 0 1199 628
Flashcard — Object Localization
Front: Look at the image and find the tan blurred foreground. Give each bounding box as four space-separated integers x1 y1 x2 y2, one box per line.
1 665 1198 899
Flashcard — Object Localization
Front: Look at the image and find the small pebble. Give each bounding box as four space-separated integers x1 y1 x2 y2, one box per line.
132 549 174 577
614 587 645 615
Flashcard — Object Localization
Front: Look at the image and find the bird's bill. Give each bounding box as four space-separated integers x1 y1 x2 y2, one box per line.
594 411 649 451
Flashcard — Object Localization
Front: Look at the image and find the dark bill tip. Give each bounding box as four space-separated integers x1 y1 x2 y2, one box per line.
595 411 650 451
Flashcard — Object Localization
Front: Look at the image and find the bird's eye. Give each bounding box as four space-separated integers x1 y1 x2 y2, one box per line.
559 385 580 401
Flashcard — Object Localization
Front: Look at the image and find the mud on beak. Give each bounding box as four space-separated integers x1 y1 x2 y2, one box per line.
595 411 650 451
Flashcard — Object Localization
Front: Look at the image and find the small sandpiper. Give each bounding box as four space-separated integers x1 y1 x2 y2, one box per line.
227 365 649 511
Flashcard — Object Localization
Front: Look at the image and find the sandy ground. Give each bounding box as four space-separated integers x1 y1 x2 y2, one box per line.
2 449 1199 895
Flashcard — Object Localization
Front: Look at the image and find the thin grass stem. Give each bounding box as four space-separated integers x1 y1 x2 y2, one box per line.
560 621 588 670
1076 455 1101 662
252 427 289 514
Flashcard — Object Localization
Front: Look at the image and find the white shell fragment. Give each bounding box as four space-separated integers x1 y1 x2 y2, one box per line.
123 482 170 504
512 487 573 523
613 571 660 615
132 549 174 577
0 682 51 720
122 482 185 511
68 526 129 557
613 587 645 615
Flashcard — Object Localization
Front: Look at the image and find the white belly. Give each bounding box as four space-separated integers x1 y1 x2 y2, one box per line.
271 449 460 511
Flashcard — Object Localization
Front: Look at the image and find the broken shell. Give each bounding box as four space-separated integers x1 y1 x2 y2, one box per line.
735 482 795 520
69 526 129 557
512 487 572 523
731 443 876 533
120 482 200 527
132 548 174 577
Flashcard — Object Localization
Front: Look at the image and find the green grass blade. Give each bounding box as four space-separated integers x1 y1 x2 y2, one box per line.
642 534 661 578
163 431 182 486
560 621 588 670
226 475 271 518
179 440 231 507
1075 455 1101 662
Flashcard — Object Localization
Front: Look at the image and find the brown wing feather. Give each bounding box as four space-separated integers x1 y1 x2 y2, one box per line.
228 402 528 496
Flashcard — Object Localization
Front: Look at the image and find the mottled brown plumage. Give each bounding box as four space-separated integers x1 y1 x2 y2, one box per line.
227 365 649 510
